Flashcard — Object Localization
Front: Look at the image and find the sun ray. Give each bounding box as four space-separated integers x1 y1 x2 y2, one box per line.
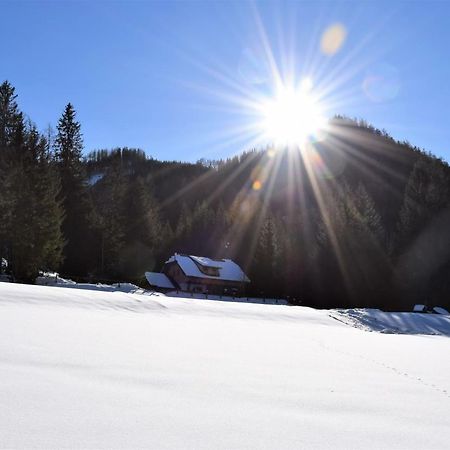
300 145 354 293
150 3 412 288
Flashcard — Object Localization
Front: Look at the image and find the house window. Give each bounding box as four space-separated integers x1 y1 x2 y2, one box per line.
196 265 220 277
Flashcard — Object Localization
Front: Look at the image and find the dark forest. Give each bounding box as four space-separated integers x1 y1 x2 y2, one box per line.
1 80 449 310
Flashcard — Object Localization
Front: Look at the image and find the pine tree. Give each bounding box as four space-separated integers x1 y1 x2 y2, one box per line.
54 103 94 276
0 106 65 281
398 157 450 247
55 103 83 167
32 130 65 271
346 183 385 244
0 81 23 154
93 164 127 277
395 157 450 307
0 82 20 264
0 82 27 278
344 183 391 307
250 215 280 296
313 182 390 308
120 176 164 277
174 202 193 251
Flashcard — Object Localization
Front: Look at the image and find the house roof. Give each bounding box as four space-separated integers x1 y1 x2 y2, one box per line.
165 253 250 283
189 255 221 268
145 272 175 289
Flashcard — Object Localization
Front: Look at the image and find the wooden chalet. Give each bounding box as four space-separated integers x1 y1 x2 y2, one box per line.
145 253 250 295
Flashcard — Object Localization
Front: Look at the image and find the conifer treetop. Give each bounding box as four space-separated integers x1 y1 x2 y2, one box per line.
55 103 83 165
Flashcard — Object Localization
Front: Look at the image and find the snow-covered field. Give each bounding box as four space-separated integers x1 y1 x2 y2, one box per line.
331 308 450 336
1 283 450 449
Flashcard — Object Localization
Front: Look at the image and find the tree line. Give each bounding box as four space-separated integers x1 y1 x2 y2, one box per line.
1 80 450 310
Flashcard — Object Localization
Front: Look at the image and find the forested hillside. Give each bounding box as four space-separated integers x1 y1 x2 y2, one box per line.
1 80 449 310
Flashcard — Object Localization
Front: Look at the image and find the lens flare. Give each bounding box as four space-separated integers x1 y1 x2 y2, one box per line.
363 63 401 102
320 23 347 55
252 180 262 190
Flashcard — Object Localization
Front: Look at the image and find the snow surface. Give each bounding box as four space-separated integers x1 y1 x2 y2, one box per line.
36 272 77 286
36 273 139 293
332 308 450 336
1 283 450 449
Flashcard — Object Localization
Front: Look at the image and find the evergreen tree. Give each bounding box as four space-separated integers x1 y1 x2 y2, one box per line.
395 157 450 307
0 82 28 278
54 103 94 275
250 215 280 297
32 130 65 271
398 157 450 247
0 82 21 264
0 81 23 154
313 182 390 308
10 125 64 280
120 176 164 277
94 164 127 277
55 103 83 167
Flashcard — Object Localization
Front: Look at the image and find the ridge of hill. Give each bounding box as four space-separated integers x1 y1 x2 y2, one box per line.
82 118 450 310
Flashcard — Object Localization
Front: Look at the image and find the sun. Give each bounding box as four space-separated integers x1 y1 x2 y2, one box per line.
259 79 327 148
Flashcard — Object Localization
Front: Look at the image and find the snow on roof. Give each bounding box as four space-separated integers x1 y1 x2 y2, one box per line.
166 254 250 283
432 306 449 315
145 272 175 289
189 255 222 268
413 304 427 313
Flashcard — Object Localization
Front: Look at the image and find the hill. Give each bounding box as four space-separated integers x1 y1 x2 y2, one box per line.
1 80 450 310
1 283 450 449
82 118 450 310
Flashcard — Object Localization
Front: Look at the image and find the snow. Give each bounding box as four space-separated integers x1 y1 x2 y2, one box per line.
432 306 449 315
189 255 222 268
331 308 450 336
36 272 139 293
412 305 449 315
413 304 427 312
167 253 250 282
88 173 104 186
145 271 175 289
36 272 77 286
1 283 450 449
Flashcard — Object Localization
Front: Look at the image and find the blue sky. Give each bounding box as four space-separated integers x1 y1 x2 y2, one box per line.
2 1 450 162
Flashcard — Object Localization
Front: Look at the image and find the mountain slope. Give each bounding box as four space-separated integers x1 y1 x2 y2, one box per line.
1 283 449 449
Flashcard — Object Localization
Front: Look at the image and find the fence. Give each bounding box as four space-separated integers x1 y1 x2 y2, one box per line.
166 290 289 305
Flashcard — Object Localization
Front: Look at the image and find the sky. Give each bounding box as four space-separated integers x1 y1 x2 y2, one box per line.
2 0 450 162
